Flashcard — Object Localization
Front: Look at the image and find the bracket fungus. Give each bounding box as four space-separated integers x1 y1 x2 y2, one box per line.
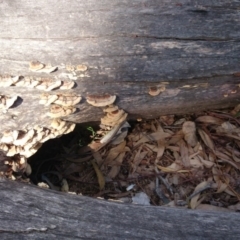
1 130 18 144
101 108 128 126
29 61 58 73
59 80 75 90
0 119 76 173
47 104 76 118
13 129 35 146
39 93 81 106
148 85 166 96
13 77 75 91
51 119 67 130
29 61 45 71
0 95 18 111
76 64 88 72
35 78 62 91
103 105 119 113
86 94 116 107
0 75 19 87
15 76 40 88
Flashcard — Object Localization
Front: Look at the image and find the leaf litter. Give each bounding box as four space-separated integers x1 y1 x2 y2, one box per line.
18 104 240 211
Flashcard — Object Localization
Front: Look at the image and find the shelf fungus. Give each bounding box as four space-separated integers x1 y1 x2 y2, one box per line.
103 104 119 113
47 104 76 118
15 76 40 88
39 93 81 106
29 61 58 73
59 80 75 90
14 77 75 91
0 95 18 111
76 64 88 72
35 78 62 91
0 122 76 160
148 85 166 96
101 108 128 126
86 94 116 107
0 75 19 87
52 122 76 136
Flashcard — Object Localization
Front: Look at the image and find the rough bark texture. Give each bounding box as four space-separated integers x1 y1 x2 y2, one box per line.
0 179 240 240
1 1 240 239
0 0 240 131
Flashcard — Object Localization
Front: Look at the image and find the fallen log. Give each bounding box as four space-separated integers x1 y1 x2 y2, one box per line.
1 0 240 238
0 0 240 131
1 179 240 239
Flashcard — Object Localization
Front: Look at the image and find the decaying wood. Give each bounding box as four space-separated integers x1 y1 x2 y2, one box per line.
0 179 239 239
0 1 240 238
0 0 239 133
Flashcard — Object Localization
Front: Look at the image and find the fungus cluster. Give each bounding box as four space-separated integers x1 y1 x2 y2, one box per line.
148 85 166 96
0 120 75 175
66 64 88 72
0 121 75 158
47 104 77 118
101 108 127 126
86 94 127 126
0 75 19 87
0 61 79 177
29 61 58 73
85 94 129 152
39 93 81 106
0 75 75 91
86 94 116 107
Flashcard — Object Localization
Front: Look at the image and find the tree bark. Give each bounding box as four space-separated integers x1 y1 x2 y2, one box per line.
0 179 239 240
0 0 240 132
1 1 240 238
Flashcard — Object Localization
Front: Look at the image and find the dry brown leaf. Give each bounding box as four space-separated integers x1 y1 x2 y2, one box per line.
232 151 240 163
105 141 126 164
168 130 184 145
173 151 180 161
216 182 228 193
91 160 105 190
107 152 126 178
212 166 221 183
156 140 165 160
179 140 190 167
157 163 188 173
166 145 180 152
198 156 215 168
190 157 203 169
144 144 158 152
224 187 238 197
182 121 198 147
195 116 223 125
93 152 104 166
216 156 240 170
132 146 148 173
134 125 172 146
190 181 210 209
198 129 215 152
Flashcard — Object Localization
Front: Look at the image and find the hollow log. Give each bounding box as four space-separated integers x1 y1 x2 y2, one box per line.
1 1 240 239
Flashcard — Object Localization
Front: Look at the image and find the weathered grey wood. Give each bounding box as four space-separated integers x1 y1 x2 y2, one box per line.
0 77 239 132
1 2 240 239
0 0 240 131
0 179 239 239
1 0 240 80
